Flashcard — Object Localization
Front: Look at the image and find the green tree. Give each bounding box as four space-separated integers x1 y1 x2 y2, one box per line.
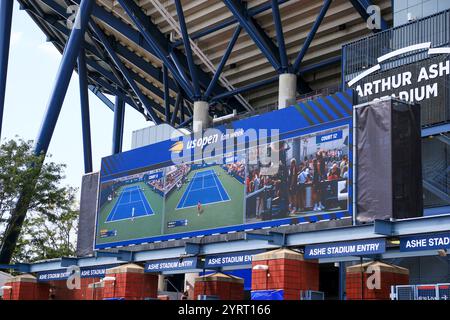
0 138 78 263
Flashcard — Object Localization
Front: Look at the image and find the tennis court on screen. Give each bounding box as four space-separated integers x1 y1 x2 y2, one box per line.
106 185 154 222
176 169 230 209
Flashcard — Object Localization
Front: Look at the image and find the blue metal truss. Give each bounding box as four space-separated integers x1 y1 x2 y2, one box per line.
112 96 125 154
3 213 449 273
271 0 289 72
34 0 95 155
88 85 114 110
163 66 170 122
170 91 183 126
37 0 185 117
22 0 151 119
223 0 281 71
211 56 340 101
204 26 242 99
293 0 332 73
77 50 93 173
17 0 354 142
174 0 201 99
90 22 161 124
116 0 195 100
172 0 291 47
0 0 14 138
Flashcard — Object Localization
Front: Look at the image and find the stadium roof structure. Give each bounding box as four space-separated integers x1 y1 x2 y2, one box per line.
13 0 392 128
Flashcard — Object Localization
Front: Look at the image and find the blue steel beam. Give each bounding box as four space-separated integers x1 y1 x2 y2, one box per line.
223 0 280 71
211 76 277 102
0 0 14 138
163 65 170 121
53 22 176 113
293 0 332 73
181 99 186 122
78 50 93 173
90 22 161 124
173 0 201 99
35 28 118 115
112 96 125 154
176 116 193 128
89 76 143 115
349 0 389 31
34 0 95 155
211 56 340 101
170 91 182 126
271 0 289 72
0 0 95 265
172 0 291 47
116 0 194 100
204 26 241 99
23 213 450 272
88 85 114 111
36 0 183 103
58 0 242 111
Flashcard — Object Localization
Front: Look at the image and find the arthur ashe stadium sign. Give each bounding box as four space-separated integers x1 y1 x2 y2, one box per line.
347 42 450 101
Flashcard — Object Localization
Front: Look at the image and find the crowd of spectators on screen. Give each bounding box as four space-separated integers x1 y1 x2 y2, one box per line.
223 161 245 182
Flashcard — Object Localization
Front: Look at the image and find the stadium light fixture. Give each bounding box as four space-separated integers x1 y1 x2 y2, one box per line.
252 265 269 271
103 276 116 281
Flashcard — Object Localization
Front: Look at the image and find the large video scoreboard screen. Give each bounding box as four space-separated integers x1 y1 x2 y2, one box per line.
94 91 354 249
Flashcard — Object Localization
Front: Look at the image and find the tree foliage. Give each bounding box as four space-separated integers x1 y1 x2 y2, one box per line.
0 138 78 263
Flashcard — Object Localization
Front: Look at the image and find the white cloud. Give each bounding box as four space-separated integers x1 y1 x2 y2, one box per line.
37 42 61 60
10 31 23 47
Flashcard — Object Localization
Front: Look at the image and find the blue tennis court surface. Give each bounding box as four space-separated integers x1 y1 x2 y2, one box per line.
176 169 230 209
106 185 154 222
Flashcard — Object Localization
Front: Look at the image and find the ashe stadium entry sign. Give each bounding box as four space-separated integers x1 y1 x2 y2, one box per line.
94 90 354 249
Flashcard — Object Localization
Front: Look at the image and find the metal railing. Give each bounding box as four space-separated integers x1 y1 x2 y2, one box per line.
343 9 450 84
391 283 450 300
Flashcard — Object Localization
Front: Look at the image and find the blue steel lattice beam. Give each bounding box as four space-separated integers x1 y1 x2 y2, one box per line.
292 0 332 73
172 0 291 47
88 85 114 111
271 0 289 72
65 0 243 111
116 0 195 100
34 0 95 155
170 91 182 126
223 0 281 71
210 56 340 101
90 22 162 124
173 0 201 99
349 0 389 31
204 26 241 99
37 0 183 102
0 0 95 265
77 50 93 173
19 0 146 118
112 96 125 154
163 65 170 122
0 0 14 138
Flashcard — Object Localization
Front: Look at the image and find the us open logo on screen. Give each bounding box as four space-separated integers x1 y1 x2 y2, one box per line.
347 42 450 103
169 141 184 153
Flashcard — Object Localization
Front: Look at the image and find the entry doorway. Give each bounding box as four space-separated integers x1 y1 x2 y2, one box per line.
319 263 340 300
164 274 185 299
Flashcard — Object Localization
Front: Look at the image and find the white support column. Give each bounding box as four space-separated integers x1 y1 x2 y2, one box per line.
184 272 198 300
193 100 210 132
157 275 167 292
278 73 297 109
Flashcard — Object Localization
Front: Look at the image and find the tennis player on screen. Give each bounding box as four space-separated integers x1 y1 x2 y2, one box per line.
197 201 203 216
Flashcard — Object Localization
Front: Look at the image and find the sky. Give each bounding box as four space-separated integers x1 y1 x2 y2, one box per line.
2 4 151 192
